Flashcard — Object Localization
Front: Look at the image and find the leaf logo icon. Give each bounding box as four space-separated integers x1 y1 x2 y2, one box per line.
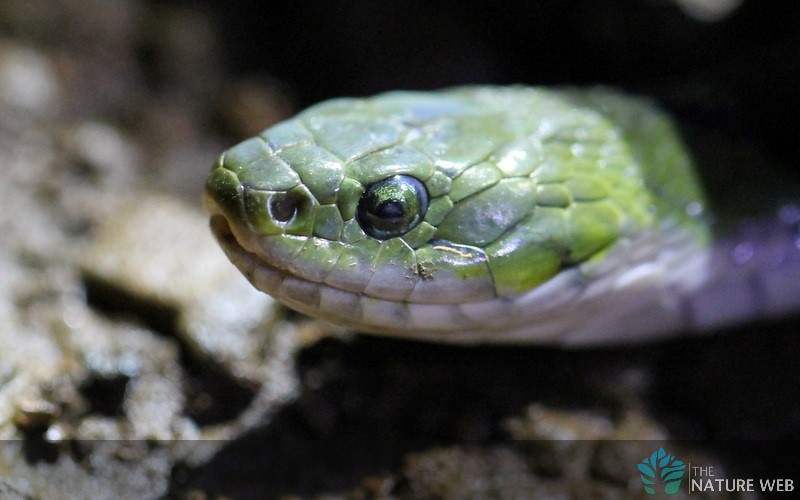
638 447 686 495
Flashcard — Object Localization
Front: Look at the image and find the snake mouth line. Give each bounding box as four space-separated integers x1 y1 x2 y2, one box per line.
207 207 517 339
207 202 689 345
208 214 247 259
203 189 289 282
207 213 459 336
209 212 340 319
209 213 289 284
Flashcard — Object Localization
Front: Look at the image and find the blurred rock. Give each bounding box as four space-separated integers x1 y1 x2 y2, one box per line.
0 2 298 493
400 446 567 499
504 403 614 479
62 121 142 188
79 194 295 389
0 43 59 118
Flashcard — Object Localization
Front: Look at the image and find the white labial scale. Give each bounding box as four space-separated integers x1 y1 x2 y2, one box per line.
457 298 512 326
360 296 410 330
252 262 284 297
318 286 363 323
363 262 415 301
406 302 474 331
279 277 321 308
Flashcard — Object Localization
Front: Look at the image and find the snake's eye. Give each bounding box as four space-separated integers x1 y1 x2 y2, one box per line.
357 175 429 239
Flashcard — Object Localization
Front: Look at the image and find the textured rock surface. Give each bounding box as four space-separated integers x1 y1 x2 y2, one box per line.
0 0 798 498
0 1 297 496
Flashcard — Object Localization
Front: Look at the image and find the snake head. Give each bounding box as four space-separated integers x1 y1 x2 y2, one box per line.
205 87 706 342
203 111 500 326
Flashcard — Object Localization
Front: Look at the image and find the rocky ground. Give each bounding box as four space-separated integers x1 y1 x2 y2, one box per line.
0 1 798 498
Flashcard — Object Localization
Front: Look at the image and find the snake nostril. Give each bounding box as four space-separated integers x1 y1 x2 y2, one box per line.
269 192 300 223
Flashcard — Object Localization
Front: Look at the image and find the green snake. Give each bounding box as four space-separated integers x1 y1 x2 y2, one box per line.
204 86 800 345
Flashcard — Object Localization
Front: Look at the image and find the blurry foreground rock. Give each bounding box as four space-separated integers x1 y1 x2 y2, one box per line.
325 404 740 500
0 9 298 495
80 194 298 434
0 144 299 498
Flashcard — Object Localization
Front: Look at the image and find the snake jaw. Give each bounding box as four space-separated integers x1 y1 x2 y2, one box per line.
208 209 488 340
211 196 714 346
203 87 725 344
209 212 288 294
210 189 718 346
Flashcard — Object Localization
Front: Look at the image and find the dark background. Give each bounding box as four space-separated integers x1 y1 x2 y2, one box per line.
199 0 800 163
168 1 800 497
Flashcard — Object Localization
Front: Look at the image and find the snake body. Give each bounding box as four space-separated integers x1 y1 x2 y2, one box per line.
204 86 800 345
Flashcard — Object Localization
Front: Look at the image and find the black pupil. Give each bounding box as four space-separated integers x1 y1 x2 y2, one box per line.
377 200 404 220
356 174 429 240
